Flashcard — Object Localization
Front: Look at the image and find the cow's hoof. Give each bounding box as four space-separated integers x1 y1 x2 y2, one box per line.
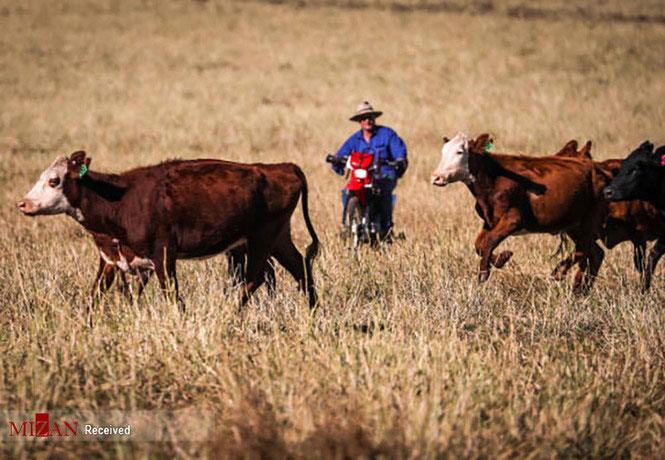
478 270 490 283
550 268 564 282
572 282 590 296
493 251 513 269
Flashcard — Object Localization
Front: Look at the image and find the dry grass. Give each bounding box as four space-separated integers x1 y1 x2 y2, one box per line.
1 0 665 457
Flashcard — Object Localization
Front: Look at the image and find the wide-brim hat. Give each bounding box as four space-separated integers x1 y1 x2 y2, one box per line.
349 101 383 122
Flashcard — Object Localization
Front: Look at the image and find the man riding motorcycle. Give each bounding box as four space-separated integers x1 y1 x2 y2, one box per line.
330 101 408 240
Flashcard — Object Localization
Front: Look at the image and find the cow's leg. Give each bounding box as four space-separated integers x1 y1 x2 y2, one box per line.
571 203 607 294
117 271 133 302
633 241 646 274
474 227 513 269
134 270 153 301
167 257 185 312
87 259 116 326
551 252 583 281
586 241 604 289
271 229 317 308
228 246 275 295
568 233 588 293
90 257 116 303
476 212 521 282
551 255 573 281
642 237 665 291
238 244 272 308
571 240 604 295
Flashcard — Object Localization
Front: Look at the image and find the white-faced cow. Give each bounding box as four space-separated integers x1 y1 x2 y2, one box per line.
18 151 319 309
431 132 610 293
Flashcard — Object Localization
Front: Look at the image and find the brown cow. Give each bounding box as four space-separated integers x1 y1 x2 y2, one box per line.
550 143 663 289
18 152 319 309
431 132 609 293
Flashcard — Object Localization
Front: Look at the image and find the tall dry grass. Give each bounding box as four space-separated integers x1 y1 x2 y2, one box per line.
1 0 665 457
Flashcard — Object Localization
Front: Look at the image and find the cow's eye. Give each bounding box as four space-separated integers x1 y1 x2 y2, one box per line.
48 177 60 187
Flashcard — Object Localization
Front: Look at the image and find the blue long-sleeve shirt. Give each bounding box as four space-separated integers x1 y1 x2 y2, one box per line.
333 125 408 179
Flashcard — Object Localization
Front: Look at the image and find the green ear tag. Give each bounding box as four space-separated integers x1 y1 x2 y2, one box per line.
79 164 88 178
485 141 493 152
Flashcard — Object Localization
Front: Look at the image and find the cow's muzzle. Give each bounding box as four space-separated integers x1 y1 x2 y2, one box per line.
431 175 448 187
602 187 614 200
17 200 36 215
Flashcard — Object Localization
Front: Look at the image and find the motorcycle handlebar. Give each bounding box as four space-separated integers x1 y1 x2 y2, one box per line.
325 154 344 165
325 154 404 168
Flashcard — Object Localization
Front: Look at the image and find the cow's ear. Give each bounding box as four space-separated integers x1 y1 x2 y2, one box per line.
579 140 593 159
470 133 492 153
556 139 578 156
67 150 91 179
639 141 654 153
564 139 578 151
653 145 665 161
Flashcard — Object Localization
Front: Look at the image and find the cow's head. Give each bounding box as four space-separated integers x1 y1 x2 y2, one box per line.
18 151 91 218
602 141 660 201
431 132 469 186
431 132 492 186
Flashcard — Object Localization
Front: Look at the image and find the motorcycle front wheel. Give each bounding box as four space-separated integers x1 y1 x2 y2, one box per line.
345 196 366 249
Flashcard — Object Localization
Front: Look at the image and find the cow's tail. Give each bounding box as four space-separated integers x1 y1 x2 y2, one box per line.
296 167 320 263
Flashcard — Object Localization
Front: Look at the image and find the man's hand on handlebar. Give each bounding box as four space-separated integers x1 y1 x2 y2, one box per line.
325 154 347 167
393 158 407 178
326 154 407 178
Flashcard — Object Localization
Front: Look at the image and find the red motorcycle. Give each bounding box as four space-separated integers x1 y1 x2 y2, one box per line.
326 152 401 248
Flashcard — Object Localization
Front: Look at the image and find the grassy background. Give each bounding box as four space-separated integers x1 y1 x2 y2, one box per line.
1 0 665 457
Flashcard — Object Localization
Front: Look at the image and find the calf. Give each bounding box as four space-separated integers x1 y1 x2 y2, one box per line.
431 132 609 293
90 232 153 302
603 141 665 289
19 151 319 308
90 232 276 303
551 142 664 289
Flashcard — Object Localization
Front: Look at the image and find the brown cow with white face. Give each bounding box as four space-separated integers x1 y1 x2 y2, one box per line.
19 151 318 309
431 132 609 293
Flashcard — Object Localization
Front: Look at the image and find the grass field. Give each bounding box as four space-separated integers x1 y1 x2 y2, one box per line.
1 0 665 457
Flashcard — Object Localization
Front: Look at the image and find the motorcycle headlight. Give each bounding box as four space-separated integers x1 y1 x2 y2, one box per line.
354 169 367 179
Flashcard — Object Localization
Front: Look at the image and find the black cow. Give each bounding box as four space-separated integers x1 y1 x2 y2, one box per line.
603 141 665 287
